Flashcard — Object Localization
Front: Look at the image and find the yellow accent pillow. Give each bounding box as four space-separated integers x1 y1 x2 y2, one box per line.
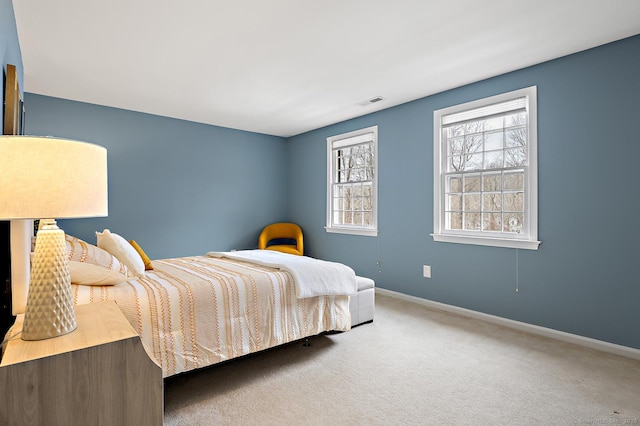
129 240 154 271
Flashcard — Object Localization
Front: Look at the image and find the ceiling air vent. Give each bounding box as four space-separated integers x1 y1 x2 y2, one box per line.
356 96 384 107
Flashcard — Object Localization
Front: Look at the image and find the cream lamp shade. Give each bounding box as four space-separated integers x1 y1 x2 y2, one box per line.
0 136 108 340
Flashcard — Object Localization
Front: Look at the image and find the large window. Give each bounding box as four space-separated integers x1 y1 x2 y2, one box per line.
433 87 540 250
326 126 378 236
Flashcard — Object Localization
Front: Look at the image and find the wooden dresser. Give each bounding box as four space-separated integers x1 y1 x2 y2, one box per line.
0 301 163 425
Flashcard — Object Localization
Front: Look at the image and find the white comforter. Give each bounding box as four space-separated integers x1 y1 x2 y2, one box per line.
207 250 357 298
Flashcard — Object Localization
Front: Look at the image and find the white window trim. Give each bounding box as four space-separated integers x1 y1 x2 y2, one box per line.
326 125 379 237
432 87 540 250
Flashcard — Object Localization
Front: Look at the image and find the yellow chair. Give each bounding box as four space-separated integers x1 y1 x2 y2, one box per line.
258 223 304 256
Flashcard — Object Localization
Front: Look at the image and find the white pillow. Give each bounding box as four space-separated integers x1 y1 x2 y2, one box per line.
69 261 129 286
96 229 146 277
65 234 131 286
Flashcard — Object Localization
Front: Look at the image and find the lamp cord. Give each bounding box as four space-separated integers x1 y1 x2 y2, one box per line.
376 230 382 273
515 248 519 293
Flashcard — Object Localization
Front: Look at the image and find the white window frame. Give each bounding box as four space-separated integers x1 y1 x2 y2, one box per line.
326 125 378 237
432 86 540 250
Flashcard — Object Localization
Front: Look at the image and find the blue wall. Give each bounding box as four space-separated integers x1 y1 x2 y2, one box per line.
287 35 640 349
24 94 289 259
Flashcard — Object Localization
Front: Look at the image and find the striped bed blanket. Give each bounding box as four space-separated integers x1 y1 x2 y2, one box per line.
71 255 351 377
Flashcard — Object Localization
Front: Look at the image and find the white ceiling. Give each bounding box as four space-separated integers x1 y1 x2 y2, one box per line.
12 0 640 137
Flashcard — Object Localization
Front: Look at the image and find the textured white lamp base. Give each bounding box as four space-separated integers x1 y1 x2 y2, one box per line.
21 219 77 341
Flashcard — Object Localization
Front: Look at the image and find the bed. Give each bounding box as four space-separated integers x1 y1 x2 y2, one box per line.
5 223 355 378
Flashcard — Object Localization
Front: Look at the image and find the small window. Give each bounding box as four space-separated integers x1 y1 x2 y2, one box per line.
326 126 378 236
433 87 540 250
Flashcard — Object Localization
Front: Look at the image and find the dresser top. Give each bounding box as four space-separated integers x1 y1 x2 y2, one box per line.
1 301 137 366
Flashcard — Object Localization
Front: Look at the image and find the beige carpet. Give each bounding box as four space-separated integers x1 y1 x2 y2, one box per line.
164 294 640 425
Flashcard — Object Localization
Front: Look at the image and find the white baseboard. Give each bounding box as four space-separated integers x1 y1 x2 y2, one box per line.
376 288 640 361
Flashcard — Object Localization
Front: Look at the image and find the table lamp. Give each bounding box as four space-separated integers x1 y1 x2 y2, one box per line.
0 136 107 340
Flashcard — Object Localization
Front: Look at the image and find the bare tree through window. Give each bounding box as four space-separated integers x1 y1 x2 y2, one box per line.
444 111 527 234
433 86 539 249
327 126 378 236
335 143 375 227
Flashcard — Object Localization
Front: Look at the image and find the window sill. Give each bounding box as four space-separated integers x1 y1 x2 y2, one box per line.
326 226 378 237
431 233 540 250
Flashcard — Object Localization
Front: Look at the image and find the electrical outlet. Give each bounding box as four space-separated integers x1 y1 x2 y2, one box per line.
423 265 431 278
